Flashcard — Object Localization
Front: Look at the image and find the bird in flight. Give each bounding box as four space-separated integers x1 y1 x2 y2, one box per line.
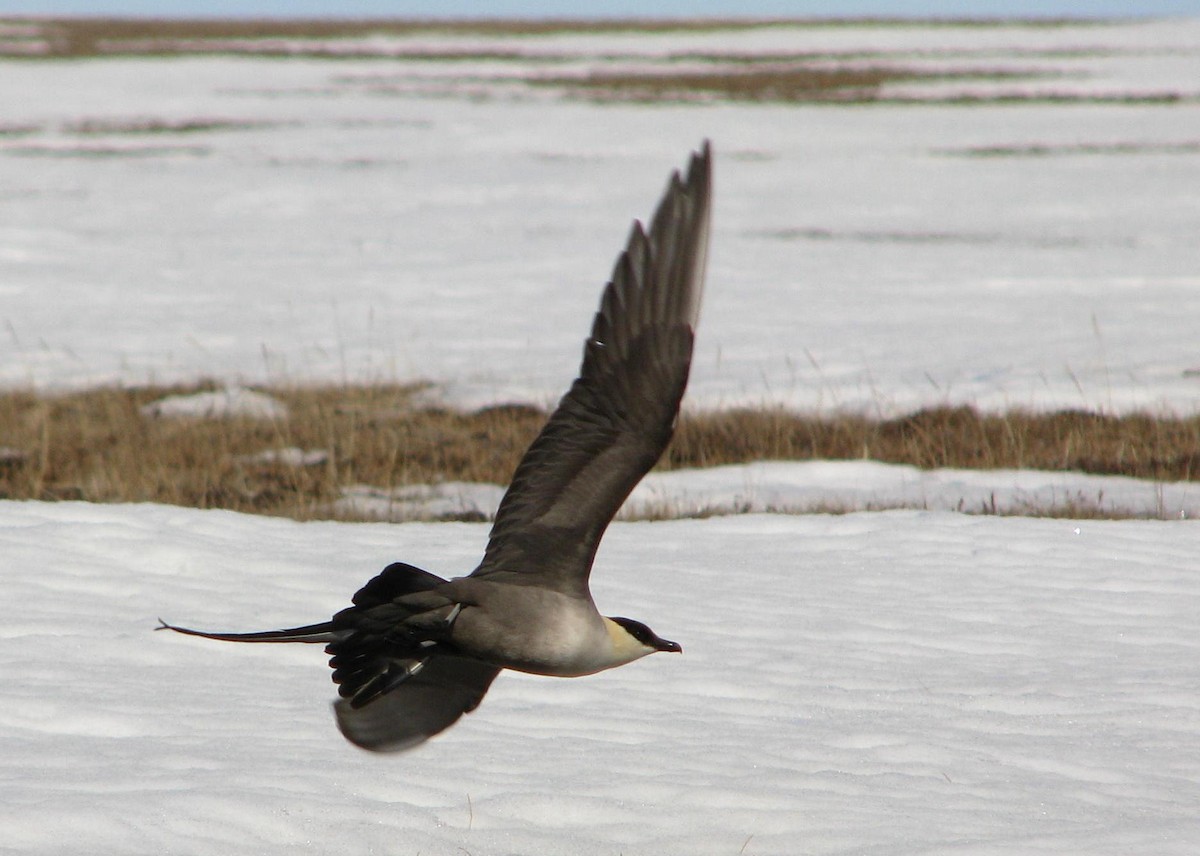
160 141 712 752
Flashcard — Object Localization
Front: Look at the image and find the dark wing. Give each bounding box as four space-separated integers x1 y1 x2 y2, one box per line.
323 561 499 752
471 142 712 597
333 656 499 752
328 561 465 709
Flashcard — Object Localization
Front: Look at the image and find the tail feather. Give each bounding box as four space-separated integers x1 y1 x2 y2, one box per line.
156 618 338 644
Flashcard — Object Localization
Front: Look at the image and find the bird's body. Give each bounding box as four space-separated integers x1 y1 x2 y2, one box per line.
432 579 622 677
161 142 712 752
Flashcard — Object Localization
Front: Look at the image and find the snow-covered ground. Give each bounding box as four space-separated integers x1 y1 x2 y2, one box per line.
2 18 1200 413
4 502 1200 855
3 19 1200 855
333 460 1200 521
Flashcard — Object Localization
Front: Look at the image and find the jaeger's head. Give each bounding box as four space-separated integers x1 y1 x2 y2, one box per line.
605 615 682 664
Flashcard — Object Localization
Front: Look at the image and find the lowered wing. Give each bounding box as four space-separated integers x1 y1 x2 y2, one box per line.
334 656 499 752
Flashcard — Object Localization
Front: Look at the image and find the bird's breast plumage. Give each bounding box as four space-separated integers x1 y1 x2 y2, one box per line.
448 581 618 677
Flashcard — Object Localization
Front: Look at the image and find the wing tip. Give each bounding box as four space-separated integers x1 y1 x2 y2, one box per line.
661 139 713 330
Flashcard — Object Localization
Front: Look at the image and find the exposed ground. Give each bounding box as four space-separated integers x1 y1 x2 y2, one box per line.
1 383 1196 521
0 16 1103 60
6 16 1177 107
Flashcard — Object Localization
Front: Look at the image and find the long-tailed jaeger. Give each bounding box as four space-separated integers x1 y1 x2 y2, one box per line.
160 142 712 752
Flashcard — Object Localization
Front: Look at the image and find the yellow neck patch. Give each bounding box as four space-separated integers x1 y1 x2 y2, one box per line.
602 617 654 666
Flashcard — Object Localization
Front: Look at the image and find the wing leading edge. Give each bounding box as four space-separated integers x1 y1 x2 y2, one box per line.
473 142 712 596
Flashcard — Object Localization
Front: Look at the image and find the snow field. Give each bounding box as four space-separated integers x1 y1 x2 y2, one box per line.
3 501 1200 854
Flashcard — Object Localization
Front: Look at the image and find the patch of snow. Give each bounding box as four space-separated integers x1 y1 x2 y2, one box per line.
626 460 1200 520
236 446 328 467
335 481 506 521
140 386 288 420
331 461 1198 522
409 379 556 412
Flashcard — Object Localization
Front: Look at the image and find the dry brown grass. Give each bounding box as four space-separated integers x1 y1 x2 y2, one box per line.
7 18 1175 107
1 383 1196 521
671 406 1200 481
62 117 282 135
534 65 1198 107
0 383 537 519
938 141 1200 158
3 17 1103 60
536 66 1048 104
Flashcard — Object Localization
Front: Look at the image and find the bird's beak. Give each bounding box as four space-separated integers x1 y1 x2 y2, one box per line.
656 637 682 654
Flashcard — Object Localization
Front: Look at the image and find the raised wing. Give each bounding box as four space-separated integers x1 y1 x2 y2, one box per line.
472 142 712 596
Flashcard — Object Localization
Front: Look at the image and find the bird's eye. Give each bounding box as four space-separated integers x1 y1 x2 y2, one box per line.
611 616 654 645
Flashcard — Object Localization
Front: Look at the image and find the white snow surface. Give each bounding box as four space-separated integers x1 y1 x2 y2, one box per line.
3 501 1200 854
332 461 1200 521
626 459 1200 519
2 19 1200 414
337 480 507 521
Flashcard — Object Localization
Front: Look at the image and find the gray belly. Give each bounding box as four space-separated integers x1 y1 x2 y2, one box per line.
450 585 611 677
